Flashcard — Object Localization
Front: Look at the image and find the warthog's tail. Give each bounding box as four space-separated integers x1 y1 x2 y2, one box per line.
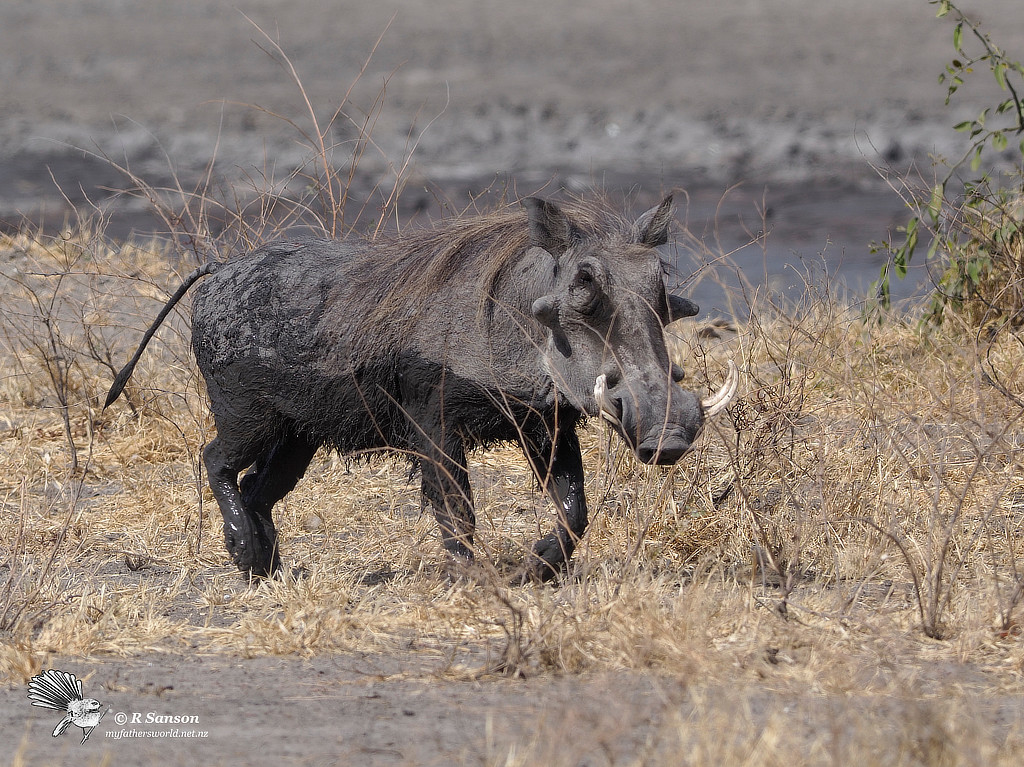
103 262 220 409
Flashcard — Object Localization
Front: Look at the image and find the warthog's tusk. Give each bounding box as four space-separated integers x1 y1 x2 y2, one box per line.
593 374 623 429
701 360 738 416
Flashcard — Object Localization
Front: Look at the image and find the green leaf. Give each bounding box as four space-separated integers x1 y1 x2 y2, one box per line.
953 24 963 53
993 131 1008 151
927 186 944 224
995 62 1008 90
892 245 906 272
936 1 951 19
953 120 973 132
971 144 984 171
873 271 891 309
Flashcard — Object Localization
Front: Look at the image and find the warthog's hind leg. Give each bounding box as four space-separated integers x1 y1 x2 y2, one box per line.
240 430 319 548
204 435 279 578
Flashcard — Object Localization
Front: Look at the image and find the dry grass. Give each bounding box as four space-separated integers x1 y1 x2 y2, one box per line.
3 220 1024 763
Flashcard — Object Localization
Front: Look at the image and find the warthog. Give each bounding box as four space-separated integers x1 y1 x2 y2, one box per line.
106 195 736 580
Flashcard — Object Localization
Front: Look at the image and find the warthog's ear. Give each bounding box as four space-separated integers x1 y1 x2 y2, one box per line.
524 197 577 259
667 293 699 321
634 195 674 248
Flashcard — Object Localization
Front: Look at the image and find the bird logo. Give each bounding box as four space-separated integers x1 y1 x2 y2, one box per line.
27 669 107 744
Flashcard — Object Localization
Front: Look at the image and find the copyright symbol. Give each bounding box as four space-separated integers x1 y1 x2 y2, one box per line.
114 712 128 726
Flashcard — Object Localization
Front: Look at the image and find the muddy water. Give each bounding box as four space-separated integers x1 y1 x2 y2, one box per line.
648 177 924 313
1 156 920 315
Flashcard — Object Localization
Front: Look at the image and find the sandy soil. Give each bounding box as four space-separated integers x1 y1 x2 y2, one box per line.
11 654 694 766
4 1 1024 764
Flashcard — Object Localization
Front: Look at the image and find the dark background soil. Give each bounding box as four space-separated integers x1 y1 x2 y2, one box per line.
4 0 1023 309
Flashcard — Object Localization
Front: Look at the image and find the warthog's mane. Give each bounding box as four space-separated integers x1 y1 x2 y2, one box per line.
365 195 643 336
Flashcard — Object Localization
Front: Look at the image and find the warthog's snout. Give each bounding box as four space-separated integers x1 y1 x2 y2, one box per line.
595 361 738 465
636 428 693 466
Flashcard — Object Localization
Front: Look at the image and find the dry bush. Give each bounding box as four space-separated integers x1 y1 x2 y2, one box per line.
664 273 1024 638
928 192 1024 332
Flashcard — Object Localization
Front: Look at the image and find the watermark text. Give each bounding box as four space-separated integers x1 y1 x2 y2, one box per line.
105 728 209 740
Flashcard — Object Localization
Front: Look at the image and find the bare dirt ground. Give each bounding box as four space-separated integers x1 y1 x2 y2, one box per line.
4 1 1024 765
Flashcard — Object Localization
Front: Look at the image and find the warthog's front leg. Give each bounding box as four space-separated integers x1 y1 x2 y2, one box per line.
523 428 588 581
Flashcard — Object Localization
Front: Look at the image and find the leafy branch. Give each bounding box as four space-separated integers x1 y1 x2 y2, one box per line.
874 0 1024 318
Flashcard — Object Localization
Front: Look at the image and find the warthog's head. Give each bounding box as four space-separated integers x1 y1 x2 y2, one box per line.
527 195 737 464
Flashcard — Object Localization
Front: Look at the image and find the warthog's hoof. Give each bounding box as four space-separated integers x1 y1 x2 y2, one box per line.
225 528 280 580
515 533 570 584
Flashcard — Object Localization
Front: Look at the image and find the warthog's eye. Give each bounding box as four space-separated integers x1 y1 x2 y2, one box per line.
572 268 594 289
